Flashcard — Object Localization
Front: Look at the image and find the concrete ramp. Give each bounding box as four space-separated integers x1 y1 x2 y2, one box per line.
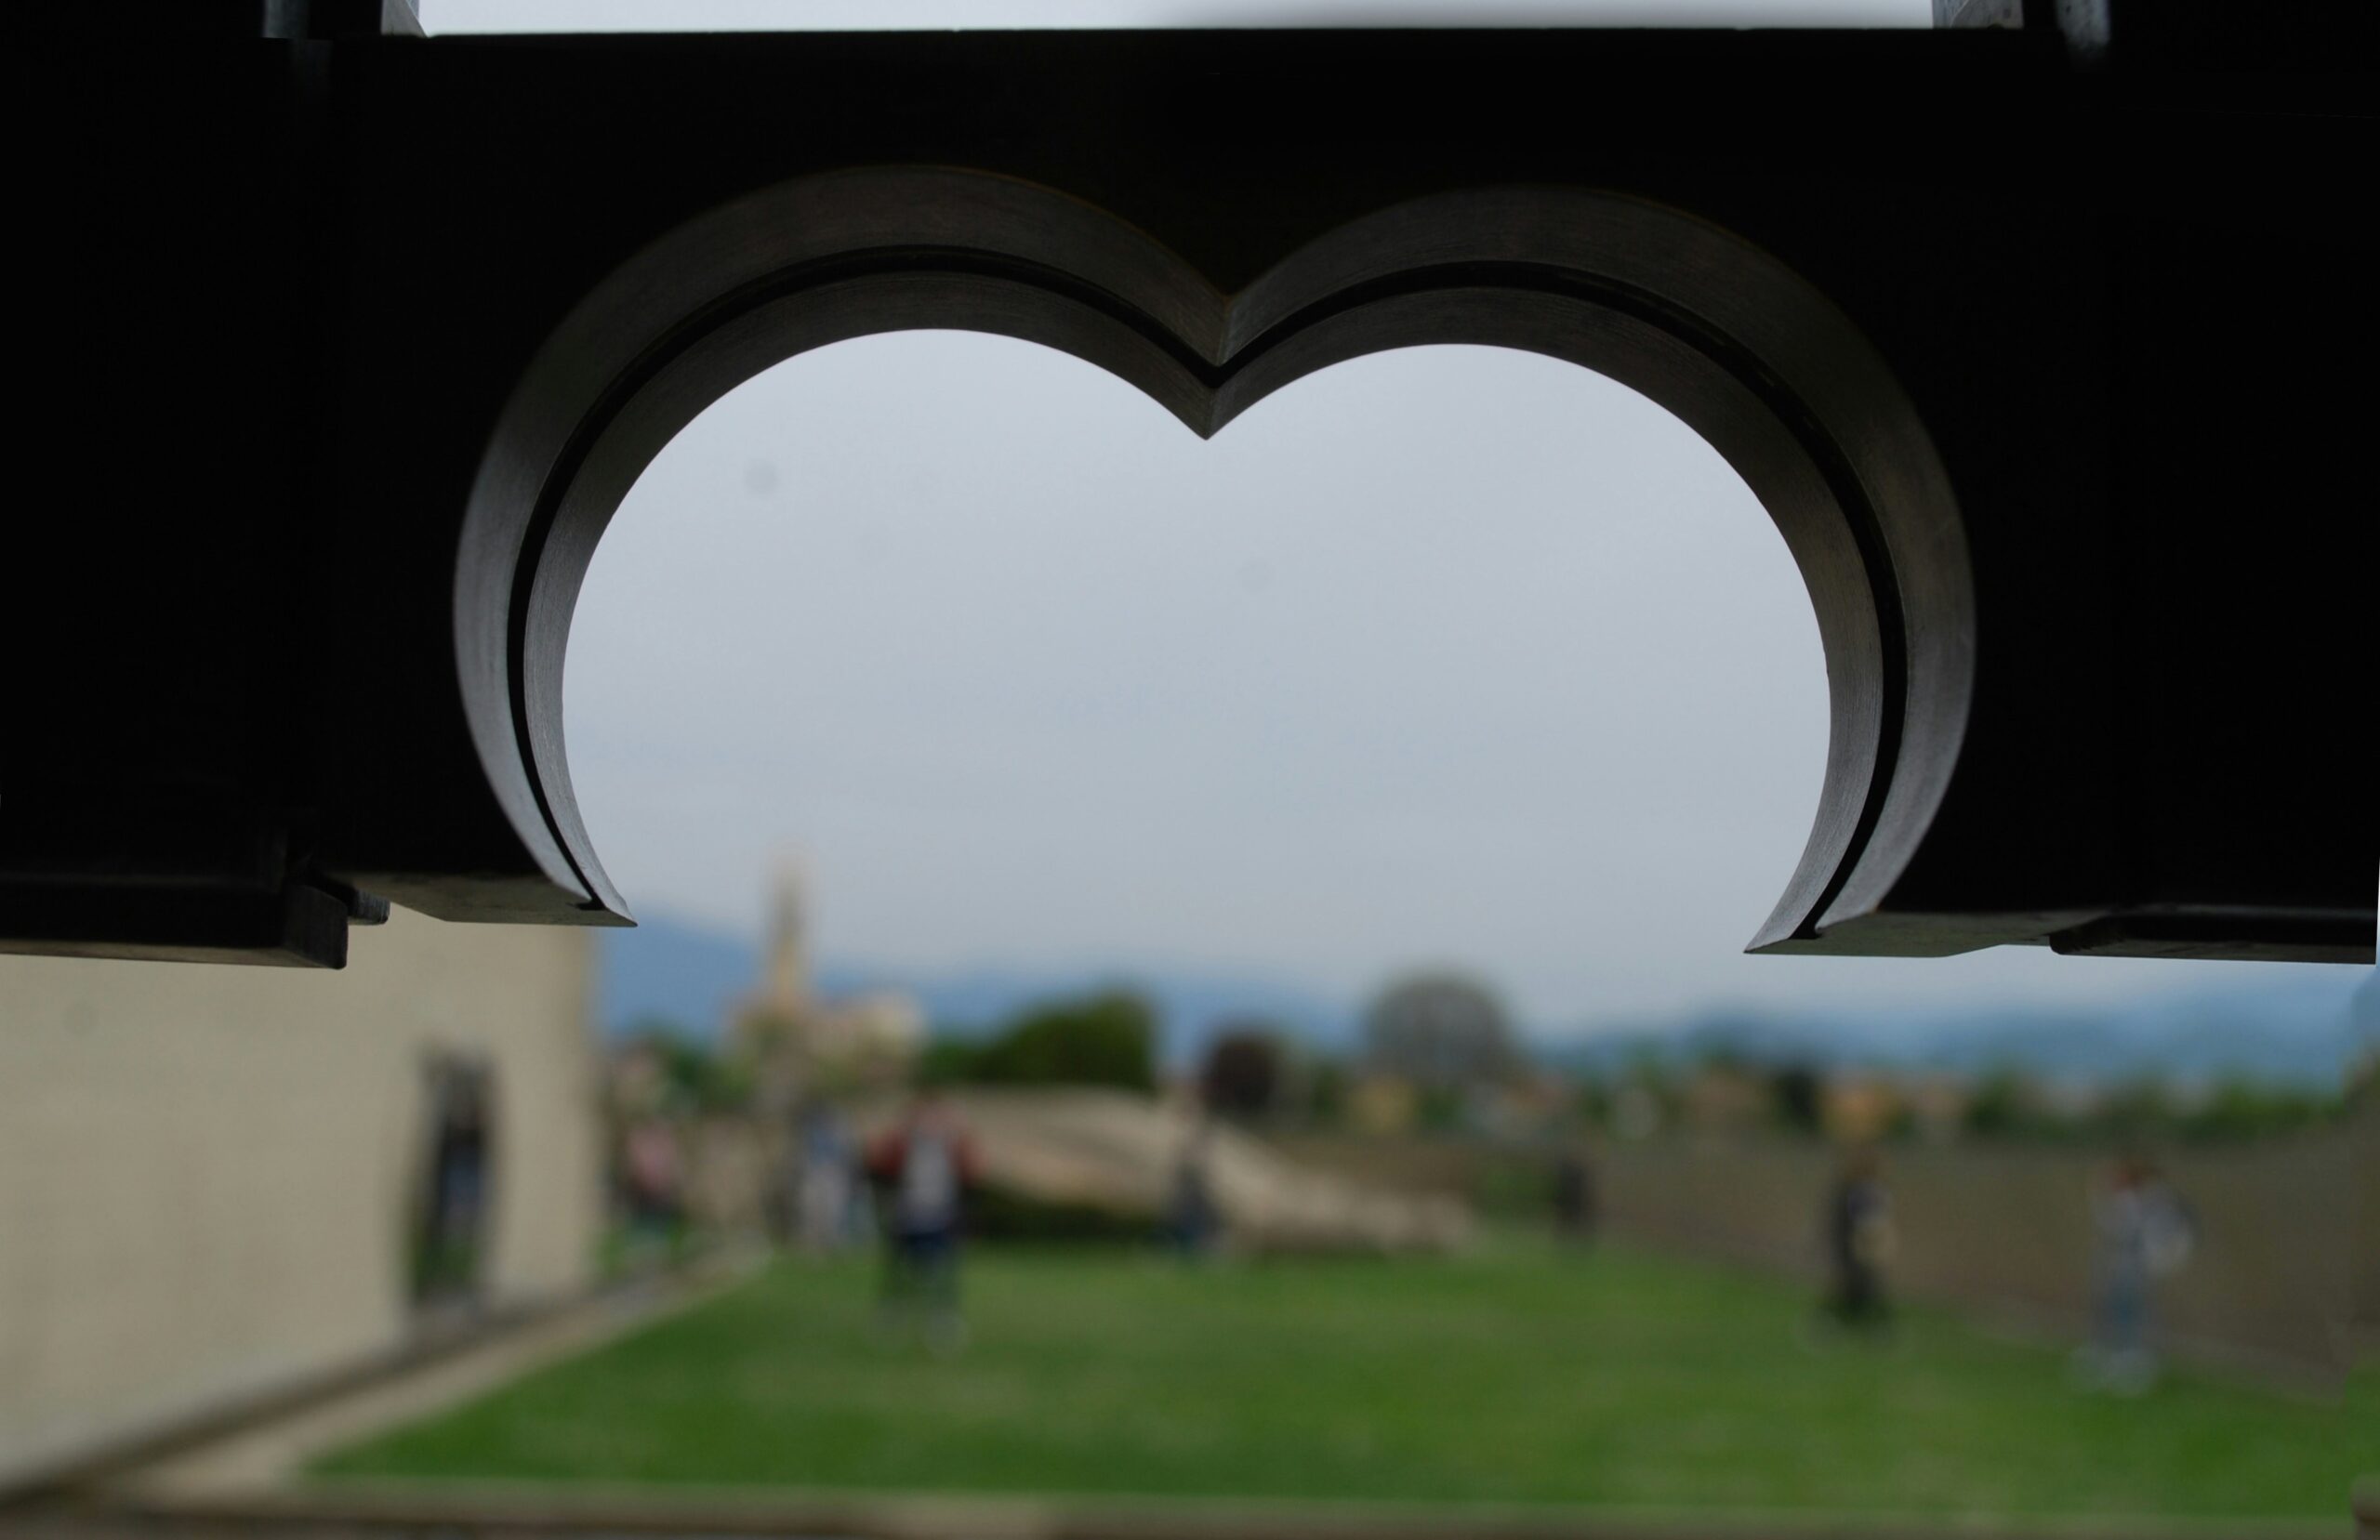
869 1090 1470 1255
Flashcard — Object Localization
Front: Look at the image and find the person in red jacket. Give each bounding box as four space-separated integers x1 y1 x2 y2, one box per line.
866 1088 980 1350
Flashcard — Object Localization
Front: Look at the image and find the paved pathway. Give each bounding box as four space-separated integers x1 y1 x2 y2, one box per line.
97 1252 762 1507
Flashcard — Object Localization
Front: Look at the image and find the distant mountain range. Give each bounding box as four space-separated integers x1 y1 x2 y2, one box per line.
600 911 2373 1089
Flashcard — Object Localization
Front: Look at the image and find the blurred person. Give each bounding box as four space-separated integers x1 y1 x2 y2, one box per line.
1170 1116 1223 1258
1553 1140 1598 1245
1819 1143 1895 1333
2079 1152 2196 1393
797 1101 858 1254
622 1116 684 1252
866 1088 980 1350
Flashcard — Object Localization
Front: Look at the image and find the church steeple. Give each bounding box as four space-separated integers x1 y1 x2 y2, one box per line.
733 852 924 1090
763 855 809 1014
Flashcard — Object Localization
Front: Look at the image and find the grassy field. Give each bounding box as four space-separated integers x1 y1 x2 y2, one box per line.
315 1244 2373 1523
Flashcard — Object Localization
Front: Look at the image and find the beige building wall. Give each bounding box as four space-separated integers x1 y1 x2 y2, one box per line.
0 907 602 1490
2351 977 2379 1356
2356 1078 2379 1358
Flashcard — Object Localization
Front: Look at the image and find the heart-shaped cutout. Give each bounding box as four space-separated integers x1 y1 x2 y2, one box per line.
451 168 1971 958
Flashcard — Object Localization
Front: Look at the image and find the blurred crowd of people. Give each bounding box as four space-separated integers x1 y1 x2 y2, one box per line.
621 1074 2204 1387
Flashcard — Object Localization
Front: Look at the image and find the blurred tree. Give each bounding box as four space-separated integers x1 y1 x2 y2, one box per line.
1364 972 1516 1091
1415 1083 1468 1133
1960 1063 2345 1146
1306 1058 1349 1126
916 1035 985 1087
2096 1076 2178 1143
1572 1074 1613 1129
968 989 1158 1092
2173 1077 2340 1144
1963 1067 2037 1140
1201 1026 1286 1119
1769 1063 1824 1135
1696 1043 1752 1074
622 1018 753 1114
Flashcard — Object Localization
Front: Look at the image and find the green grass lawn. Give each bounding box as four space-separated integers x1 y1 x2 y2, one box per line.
315 1244 2374 1523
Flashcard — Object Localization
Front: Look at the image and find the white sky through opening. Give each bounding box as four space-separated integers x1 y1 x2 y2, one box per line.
563 334 2341 1032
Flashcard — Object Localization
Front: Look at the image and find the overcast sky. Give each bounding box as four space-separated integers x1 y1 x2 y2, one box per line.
445 0 2361 1030
559 336 2357 1028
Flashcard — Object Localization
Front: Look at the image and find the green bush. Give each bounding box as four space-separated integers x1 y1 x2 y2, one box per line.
938 990 1158 1093
624 1016 753 1114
